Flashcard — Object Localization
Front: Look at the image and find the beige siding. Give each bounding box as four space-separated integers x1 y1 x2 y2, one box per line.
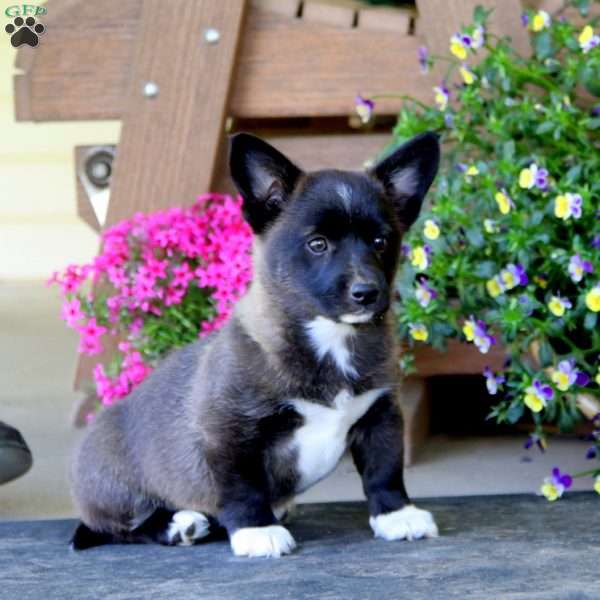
0 2 121 280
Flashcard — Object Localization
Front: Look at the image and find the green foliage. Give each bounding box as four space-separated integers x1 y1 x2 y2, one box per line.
389 1 600 446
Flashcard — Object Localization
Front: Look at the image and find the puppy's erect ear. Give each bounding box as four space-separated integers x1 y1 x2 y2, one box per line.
229 133 303 234
369 132 440 229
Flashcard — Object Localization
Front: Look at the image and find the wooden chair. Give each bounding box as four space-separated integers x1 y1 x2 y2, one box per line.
15 0 540 462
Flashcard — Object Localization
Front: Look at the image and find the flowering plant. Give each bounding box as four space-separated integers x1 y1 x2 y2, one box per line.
50 194 252 412
360 1 600 497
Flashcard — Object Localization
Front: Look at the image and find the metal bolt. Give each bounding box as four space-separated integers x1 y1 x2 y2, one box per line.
142 81 159 98
204 28 220 44
90 161 110 180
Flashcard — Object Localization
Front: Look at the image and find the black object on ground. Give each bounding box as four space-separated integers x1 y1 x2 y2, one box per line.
0 421 32 485
1 494 598 600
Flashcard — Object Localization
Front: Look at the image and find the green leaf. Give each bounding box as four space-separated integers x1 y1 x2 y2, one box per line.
582 65 600 97
573 0 590 16
502 140 515 161
584 311 598 331
564 164 582 184
535 121 555 135
473 5 489 25
534 31 554 60
474 261 497 279
586 118 600 130
506 400 525 424
537 339 554 367
465 227 485 248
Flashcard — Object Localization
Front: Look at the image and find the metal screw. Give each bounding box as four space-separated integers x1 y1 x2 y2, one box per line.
142 81 159 98
204 28 220 44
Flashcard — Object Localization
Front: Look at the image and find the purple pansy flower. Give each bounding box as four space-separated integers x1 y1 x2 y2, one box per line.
551 467 572 489
586 446 597 459
434 83 450 111
568 254 594 283
483 366 505 395
463 317 496 354
415 278 437 307
524 432 546 452
551 359 588 391
355 94 374 124
591 235 600 249
520 12 529 27
418 46 429 73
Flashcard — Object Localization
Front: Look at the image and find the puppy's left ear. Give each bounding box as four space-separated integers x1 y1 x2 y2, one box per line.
229 133 303 234
369 132 440 228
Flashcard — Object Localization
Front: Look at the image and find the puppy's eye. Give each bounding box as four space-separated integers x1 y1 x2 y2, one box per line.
307 237 328 254
373 237 387 252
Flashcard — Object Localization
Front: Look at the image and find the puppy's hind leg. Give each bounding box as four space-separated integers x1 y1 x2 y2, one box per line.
159 509 212 546
71 507 213 549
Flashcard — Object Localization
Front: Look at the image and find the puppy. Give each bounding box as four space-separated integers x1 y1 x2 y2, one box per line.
70 132 440 557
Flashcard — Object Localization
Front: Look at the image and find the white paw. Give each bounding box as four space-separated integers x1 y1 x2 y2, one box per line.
369 505 438 541
167 510 210 546
230 525 296 558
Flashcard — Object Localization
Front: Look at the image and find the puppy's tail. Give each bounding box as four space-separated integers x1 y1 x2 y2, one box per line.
70 521 116 550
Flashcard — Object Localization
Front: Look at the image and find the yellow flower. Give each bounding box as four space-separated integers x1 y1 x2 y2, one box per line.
450 37 468 60
594 476 600 495
585 286 600 312
409 323 428 342
483 219 497 234
554 195 569 219
411 246 429 270
548 296 567 317
534 275 548 289
486 278 502 298
595 368 600 386
579 25 594 46
466 165 479 177
423 219 440 240
541 482 559 501
551 370 571 392
500 270 517 289
459 66 476 85
531 10 550 32
519 167 534 189
434 86 449 111
462 320 475 342
524 391 544 413
495 191 511 215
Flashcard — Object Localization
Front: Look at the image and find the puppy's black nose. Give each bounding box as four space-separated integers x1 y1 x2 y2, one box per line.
350 282 379 306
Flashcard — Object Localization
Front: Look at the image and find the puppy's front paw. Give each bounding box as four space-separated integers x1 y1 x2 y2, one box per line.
230 525 296 558
369 505 438 541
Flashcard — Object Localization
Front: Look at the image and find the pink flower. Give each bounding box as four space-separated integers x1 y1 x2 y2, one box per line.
52 193 253 409
61 297 84 327
78 317 107 340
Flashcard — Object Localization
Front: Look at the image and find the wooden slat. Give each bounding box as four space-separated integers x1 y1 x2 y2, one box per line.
413 339 505 377
213 131 390 192
302 1 356 27
357 6 413 34
75 146 102 233
255 0 300 17
14 1 432 122
73 133 391 215
105 0 247 225
230 5 430 117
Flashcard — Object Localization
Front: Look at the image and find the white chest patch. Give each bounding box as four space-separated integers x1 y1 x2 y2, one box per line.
305 316 357 378
290 387 388 492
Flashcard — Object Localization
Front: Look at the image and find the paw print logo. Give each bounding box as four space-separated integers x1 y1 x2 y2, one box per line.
5 16 45 48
